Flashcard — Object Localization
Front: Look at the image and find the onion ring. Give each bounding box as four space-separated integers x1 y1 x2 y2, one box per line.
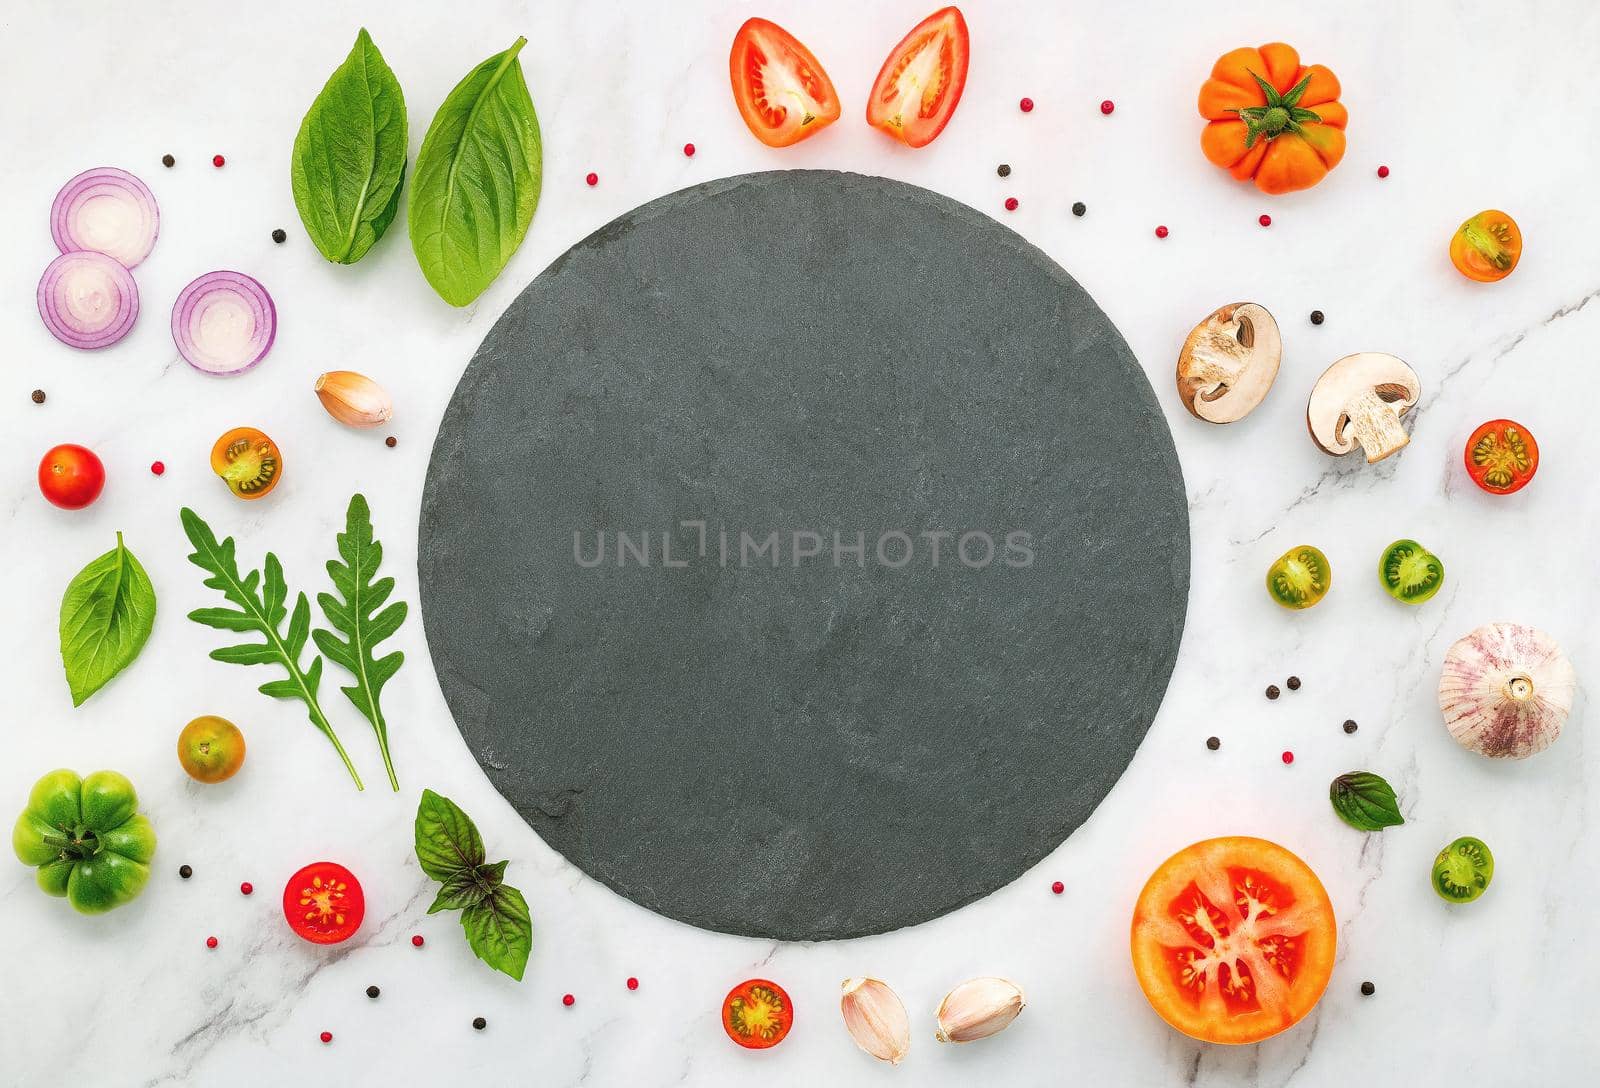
51 167 160 268
171 271 277 376
37 250 140 350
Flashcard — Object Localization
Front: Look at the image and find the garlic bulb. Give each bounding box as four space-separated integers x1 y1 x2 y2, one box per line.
315 370 394 428
934 976 1025 1043
840 977 910 1064
1438 622 1575 759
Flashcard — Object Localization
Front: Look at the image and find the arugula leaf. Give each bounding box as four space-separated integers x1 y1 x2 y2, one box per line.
1329 771 1405 831
407 36 542 306
180 507 364 790
414 789 532 981
291 28 408 264
313 494 407 791
59 532 157 706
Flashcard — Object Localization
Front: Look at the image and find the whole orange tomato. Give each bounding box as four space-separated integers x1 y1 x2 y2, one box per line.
1198 44 1346 195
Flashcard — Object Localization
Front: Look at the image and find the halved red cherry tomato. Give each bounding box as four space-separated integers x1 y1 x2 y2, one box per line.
1131 837 1336 1045
1464 418 1538 494
729 18 841 148
722 978 793 1049
866 7 970 148
1449 210 1521 282
282 861 365 945
210 426 282 500
38 443 105 509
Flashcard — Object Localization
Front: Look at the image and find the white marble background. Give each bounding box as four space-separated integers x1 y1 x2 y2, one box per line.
3 1 1597 1084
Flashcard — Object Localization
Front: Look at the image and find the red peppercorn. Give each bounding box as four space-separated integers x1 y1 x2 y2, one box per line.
1100 99 1115 115
1154 225 1169 239
627 977 640 991
320 1031 333 1044
683 143 696 157
212 154 225 168
585 172 598 187
1019 97 1034 113
206 936 218 949
150 461 165 475
562 994 575 1007
1051 880 1064 895
1004 197 1019 212
1377 165 1390 178
1259 214 1272 227
412 934 424 947
240 882 253 896
1282 751 1295 765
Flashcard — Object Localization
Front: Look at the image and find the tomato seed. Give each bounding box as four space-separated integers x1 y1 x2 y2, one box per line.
1100 99 1115 115
1004 197 1019 212
272 228 287 244
212 154 225 168
1259 214 1272 227
1286 676 1301 691
32 389 46 404
473 1017 487 1030
1019 97 1034 113
320 1031 333 1044
1310 310 1325 325
411 934 424 947
1361 981 1376 996
151 461 165 476
1377 165 1390 178
162 154 175 168
683 143 696 157
1343 719 1359 734
1206 736 1220 750
179 864 193 879
1051 880 1064 895
1154 225 1169 239
1266 685 1280 700
240 882 253 895
627 977 639 991
562 994 575 1007
1281 751 1294 765
366 985 380 999
206 936 218 948
1072 202 1086 217
585 172 598 187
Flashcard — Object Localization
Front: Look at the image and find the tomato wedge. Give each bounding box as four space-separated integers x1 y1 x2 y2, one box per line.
866 7 970 148
282 861 365 945
729 19 841 148
722 978 794 1049
1131 837 1336 1045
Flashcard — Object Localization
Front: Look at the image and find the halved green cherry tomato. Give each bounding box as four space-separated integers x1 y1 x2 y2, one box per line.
282 861 365 944
1378 539 1444 604
1449 210 1521 282
1432 837 1493 902
1266 545 1331 609
722 978 794 1049
1464 419 1538 494
12 769 156 914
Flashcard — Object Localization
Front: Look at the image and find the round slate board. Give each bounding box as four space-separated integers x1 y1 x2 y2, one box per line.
419 170 1188 940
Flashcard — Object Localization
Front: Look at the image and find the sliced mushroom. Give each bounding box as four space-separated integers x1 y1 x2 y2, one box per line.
1175 302 1281 424
1306 353 1421 463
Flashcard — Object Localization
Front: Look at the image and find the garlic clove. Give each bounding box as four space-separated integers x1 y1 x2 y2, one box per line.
840 977 910 1064
1438 621 1575 759
315 370 394 429
933 976 1025 1043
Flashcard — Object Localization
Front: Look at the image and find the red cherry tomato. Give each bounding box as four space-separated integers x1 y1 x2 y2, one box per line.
1464 419 1538 494
282 861 365 944
722 978 794 1049
38 444 105 509
866 7 971 148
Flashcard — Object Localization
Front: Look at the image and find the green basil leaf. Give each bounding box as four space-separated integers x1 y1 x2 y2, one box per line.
415 788 486 880
59 532 156 706
1329 771 1405 831
291 27 408 264
428 868 493 914
461 882 532 981
408 35 542 306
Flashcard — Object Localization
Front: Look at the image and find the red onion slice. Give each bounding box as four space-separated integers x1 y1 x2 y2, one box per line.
171 271 277 375
51 167 160 268
37 250 141 350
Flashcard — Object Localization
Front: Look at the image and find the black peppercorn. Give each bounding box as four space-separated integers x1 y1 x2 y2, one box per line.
162 154 175 168
179 864 193 879
1310 310 1324 325
1206 736 1220 751
385 436 398 448
1343 719 1358 734
271 228 287 244
1286 676 1301 691
1071 201 1086 217
1360 981 1375 996
31 389 46 404
366 985 380 999
473 1017 487 1031
1265 685 1280 700
996 163 1011 178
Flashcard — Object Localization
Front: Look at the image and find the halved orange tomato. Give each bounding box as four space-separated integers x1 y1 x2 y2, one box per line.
729 18 841 148
1449 210 1522 282
210 426 282 500
1131 837 1336 1045
866 7 970 148
1464 418 1539 494
722 978 793 1049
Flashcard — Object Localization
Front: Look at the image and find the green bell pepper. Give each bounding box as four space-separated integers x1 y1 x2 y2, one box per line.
12 769 156 914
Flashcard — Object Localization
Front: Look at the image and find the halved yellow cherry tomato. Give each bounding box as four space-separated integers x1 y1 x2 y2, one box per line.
210 427 282 500
1449 210 1521 282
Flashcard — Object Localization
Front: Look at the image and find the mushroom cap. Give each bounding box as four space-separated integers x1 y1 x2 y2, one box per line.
1438 621 1575 759
1175 302 1281 424
1306 352 1421 455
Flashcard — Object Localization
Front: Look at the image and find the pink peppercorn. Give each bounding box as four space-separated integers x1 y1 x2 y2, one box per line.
1155 225 1169 239
585 172 598 187
1259 214 1272 227
1377 165 1390 178
206 936 218 949
1019 97 1034 113
1004 197 1019 212
683 143 696 157
240 882 253 895
1282 751 1295 765
212 155 225 168
1051 881 1064 895
150 461 165 476
320 1031 333 1044
627 977 639 991
411 934 424 947
1100 100 1114 115
562 994 575 1007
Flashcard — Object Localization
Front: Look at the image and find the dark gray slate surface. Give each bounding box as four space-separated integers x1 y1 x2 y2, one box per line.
419 170 1189 940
